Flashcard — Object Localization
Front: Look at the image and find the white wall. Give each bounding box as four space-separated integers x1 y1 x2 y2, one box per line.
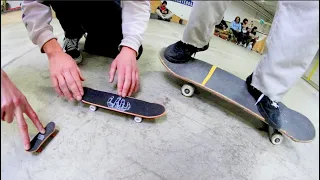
167 1 273 34
6 0 22 9
166 0 193 20
7 0 22 8
224 1 273 34
224 1 268 23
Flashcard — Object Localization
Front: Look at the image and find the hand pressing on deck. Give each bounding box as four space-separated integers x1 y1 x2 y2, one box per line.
109 46 139 97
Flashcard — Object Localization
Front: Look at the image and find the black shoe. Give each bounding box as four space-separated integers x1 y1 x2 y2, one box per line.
246 73 262 100
63 37 82 64
246 73 282 129
164 41 209 63
198 43 209 52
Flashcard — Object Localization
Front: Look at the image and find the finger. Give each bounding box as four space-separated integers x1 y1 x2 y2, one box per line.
70 70 83 101
121 67 132 97
25 101 45 134
109 61 117 83
15 108 30 150
75 68 84 96
57 75 73 100
117 68 125 96
51 76 63 96
4 106 14 124
128 71 136 97
64 71 80 101
134 71 139 93
77 67 85 81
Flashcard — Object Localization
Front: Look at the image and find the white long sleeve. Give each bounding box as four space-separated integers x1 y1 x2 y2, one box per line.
21 0 56 52
22 1 150 55
120 1 150 55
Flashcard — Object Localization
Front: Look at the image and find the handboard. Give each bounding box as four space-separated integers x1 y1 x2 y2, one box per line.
28 122 56 153
159 48 315 142
82 87 166 118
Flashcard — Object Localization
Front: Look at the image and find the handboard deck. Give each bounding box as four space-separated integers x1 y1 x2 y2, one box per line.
159 48 315 142
28 122 56 152
82 87 166 118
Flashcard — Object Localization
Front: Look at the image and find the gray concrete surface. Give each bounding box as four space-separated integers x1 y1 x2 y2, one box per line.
1 19 319 180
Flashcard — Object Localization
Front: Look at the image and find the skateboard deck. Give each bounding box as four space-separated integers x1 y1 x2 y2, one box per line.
27 122 57 153
81 87 166 122
159 48 315 144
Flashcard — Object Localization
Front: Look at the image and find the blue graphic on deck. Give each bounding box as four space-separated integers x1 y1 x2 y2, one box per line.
107 96 131 112
171 0 193 7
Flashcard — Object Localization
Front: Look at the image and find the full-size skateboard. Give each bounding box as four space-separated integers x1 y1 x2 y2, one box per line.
81 87 166 123
27 122 58 153
159 48 316 145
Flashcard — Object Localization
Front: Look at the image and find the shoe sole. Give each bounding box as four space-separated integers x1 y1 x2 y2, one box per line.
74 54 83 64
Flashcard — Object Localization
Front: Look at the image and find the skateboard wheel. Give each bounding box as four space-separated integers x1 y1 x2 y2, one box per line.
181 84 195 97
36 148 42 153
133 116 143 123
268 126 283 145
89 105 97 112
52 131 57 137
270 133 283 145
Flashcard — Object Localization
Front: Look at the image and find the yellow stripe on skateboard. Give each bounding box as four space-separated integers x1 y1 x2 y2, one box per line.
201 66 217 86
307 58 319 80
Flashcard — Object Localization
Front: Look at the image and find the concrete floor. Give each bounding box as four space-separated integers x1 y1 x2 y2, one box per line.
1 18 319 180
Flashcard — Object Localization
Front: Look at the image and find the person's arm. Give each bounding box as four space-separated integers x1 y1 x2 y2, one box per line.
156 9 164 19
222 20 228 29
164 10 174 19
109 1 150 97
119 1 150 56
21 0 57 52
22 1 84 101
230 21 236 30
237 24 242 32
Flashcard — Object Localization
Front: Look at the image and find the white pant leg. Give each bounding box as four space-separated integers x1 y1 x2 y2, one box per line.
252 1 319 102
182 1 230 48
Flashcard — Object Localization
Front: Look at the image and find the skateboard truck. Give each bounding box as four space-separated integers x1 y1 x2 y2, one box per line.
88 104 143 123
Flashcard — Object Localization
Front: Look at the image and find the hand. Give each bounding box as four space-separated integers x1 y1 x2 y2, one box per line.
43 39 85 101
109 46 139 97
1 70 46 150
47 51 85 101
